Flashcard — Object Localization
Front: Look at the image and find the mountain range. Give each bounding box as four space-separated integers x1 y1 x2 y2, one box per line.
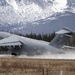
0 0 75 34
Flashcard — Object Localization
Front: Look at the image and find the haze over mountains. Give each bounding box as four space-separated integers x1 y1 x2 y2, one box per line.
0 0 75 34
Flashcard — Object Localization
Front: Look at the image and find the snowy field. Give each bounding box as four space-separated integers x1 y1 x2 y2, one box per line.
0 49 75 60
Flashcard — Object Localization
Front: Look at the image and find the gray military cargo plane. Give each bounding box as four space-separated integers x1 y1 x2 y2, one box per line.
0 27 74 56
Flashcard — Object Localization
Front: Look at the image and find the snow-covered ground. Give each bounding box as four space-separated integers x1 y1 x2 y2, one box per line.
0 49 75 60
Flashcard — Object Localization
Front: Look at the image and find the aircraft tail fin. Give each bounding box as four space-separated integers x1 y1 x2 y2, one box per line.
50 27 75 48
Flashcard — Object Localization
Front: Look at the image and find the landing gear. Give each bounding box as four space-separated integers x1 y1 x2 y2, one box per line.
11 46 22 56
11 52 20 56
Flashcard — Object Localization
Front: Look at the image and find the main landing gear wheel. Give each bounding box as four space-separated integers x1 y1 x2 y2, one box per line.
11 52 18 56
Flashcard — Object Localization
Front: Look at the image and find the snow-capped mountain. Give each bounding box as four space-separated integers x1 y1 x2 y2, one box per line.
0 0 75 34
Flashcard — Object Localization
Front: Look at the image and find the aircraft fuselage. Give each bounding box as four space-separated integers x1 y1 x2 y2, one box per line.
12 35 63 55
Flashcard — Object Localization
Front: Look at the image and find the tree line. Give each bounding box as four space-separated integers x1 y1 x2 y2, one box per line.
25 32 55 42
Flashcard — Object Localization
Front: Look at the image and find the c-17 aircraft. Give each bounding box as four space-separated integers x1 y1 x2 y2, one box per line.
0 27 74 56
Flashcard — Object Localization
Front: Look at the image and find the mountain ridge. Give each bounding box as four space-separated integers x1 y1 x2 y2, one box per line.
0 0 75 34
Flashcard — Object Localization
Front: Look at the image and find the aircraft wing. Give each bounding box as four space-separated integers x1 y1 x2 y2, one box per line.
0 35 22 47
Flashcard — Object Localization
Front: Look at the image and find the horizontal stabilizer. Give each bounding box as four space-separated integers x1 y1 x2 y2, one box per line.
56 27 75 35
